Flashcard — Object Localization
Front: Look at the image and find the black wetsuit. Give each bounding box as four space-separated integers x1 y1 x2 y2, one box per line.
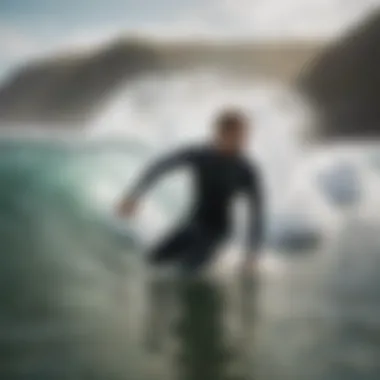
129 145 264 273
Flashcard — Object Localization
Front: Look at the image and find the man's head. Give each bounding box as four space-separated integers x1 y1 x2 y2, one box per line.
213 108 250 154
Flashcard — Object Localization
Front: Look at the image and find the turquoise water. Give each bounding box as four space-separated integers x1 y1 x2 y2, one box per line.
1 139 380 380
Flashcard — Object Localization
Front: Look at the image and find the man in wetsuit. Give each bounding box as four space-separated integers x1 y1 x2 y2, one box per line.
117 109 264 274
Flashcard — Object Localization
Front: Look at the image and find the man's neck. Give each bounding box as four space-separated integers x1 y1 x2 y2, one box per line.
212 141 238 157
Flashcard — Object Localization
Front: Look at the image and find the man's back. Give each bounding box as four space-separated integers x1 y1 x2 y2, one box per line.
184 145 258 229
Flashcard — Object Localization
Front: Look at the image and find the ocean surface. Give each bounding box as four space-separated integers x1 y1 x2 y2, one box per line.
1 71 380 379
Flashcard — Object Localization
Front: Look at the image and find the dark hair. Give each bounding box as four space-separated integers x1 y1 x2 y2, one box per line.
214 108 248 135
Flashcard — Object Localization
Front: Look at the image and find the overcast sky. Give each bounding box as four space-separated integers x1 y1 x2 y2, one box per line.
0 0 379 73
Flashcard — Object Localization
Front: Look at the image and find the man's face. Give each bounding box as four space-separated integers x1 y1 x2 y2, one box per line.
219 123 249 154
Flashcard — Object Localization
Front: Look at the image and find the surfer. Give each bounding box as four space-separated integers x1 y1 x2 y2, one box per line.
117 108 265 275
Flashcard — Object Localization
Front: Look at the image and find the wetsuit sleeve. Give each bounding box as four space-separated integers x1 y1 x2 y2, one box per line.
242 163 265 257
128 147 198 200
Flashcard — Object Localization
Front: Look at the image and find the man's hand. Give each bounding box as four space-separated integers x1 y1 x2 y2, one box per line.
117 197 139 218
240 256 258 291
241 256 258 277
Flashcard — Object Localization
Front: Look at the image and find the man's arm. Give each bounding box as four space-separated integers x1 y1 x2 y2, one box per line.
118 147 197 216
243 162 265 260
